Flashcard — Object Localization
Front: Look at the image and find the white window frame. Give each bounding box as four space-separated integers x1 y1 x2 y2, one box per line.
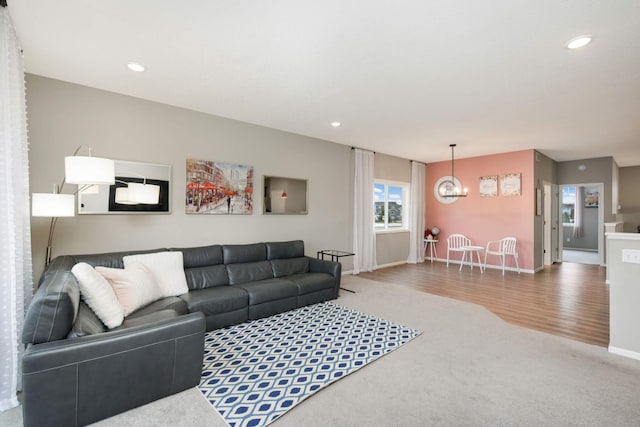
562 185 576 226
374 180 410 233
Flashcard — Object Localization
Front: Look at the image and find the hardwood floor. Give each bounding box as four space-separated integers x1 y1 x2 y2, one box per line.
358 260 609 347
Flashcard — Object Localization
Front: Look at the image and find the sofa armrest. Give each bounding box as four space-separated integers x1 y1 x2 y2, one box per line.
309 256 341 277
309 257 342 293
22 312 206 427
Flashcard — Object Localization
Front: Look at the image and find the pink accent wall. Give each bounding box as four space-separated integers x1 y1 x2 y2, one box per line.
425 150 535 271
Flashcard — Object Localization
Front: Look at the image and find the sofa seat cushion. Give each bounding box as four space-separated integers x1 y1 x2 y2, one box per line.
179 286 248 316
286 273 335 295
68 302 107 338
233 278 298 305
126 297 188 319
118 309 182 330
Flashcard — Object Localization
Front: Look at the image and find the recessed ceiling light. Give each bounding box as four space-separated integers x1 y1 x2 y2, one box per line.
331 121 341 128
567 35 592 49
127 62 145 72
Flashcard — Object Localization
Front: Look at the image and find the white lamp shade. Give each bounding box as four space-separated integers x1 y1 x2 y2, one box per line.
114 187 137 205
32 193 75 217
65 156 115 185
127 183 160 204
78 184 100 194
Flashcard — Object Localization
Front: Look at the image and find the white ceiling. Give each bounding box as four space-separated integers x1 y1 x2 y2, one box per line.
8 1 640 166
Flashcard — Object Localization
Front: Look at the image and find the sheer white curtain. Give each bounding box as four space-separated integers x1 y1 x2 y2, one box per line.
407 161 425 263
573 186 583 238
352 149 376 273
0 7 33 411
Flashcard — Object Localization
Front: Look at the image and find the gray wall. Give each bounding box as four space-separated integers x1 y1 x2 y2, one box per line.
618 166 640 233
374 153 411 267
557 157 618 222
27 75 353 281
533 151 557 269
563 185 599 251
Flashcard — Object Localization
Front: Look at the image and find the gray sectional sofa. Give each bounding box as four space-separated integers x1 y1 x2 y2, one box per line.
21 240 341 427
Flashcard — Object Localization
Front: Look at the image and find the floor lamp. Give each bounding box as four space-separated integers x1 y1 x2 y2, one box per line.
31 145 115 267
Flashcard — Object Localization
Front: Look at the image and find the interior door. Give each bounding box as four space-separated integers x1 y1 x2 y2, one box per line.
543 183 560 265
544 183 551 265
551 184 559 262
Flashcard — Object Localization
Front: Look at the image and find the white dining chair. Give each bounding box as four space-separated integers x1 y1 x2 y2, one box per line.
446 234 470 267
484 237 520 274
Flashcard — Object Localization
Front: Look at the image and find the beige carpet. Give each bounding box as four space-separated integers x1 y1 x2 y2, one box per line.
5 275 640 426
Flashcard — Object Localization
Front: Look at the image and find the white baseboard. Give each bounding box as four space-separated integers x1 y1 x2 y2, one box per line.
342 260 406 275
426 258 534 274
375 260 407 270
608 346 640 361
340 260 407 276
350 258 537 274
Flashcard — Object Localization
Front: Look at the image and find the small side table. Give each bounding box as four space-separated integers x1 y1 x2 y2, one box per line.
423 239 438 263
317 250 355 293
460 245 484 272
317 249 355 263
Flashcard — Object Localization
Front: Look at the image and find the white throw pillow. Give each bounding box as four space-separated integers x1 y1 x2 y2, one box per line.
71 262 125 329
123 251 189 298
96 263 163 317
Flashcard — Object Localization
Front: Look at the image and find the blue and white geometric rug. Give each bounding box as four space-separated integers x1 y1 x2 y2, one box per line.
198 302 422 427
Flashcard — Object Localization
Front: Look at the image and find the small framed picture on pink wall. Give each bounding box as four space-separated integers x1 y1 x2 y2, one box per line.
479 175 498 197
500 173 521 196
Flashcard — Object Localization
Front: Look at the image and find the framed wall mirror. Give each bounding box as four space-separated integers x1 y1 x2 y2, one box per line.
78 160 171 214
263 176 308 215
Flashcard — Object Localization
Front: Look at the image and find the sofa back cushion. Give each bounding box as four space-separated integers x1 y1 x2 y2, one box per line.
184 265 229 289
71 248 165 269
227 261 273 285
223 243 266 264
271 257 310 278
266 240 305 260
22 269 80 344
173 245 223 268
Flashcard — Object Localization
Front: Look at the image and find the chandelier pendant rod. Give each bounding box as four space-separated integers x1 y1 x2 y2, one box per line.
442 143 467 198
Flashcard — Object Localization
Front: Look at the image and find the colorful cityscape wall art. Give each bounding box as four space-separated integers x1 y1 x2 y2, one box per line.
186 159 254 215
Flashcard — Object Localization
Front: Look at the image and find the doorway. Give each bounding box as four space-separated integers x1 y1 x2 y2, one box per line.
558 183 604 265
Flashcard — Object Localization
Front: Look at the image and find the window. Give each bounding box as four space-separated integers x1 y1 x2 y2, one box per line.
374 181 409 231
562 186 576 224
